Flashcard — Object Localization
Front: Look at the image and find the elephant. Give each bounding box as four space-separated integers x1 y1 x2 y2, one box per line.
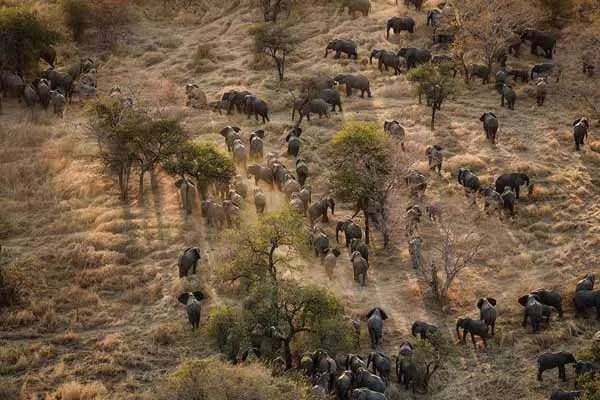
297 186 312 210
334 74 371 98
573 117 589 151
245 96 270 123
340 0 371 16
521 29 556 59
185 83 207 108
247 164 274 186
404 0 423 10
369 49 392 65
49 90 66 117
501 84 516 109
67 58 95 81
286 135 300 158
209 99 230 114
345 354 366 372
201 200 226 229
292 159 309 187
386 17 415 39
33 78 51 109
336 220 362 247
351 251 369 286
519 294 544 333
41 68 74 102
575 360 598 380
219 126 241 152
71 81 97 101
290 193 306 214
395 341 415 384
537 352 577 382
310 226 330 257
495 69 508 93
353 367 386 393
222 200 240 227
253 188 266 214
298 98 330 122
405 170 427 198
232 139 248 170
178 247 201 278
22 83 39 111
411 321 437 340
501 187 516 216
383 120 406 150
477 297 497 335
249 130 265 160
425 145 443 175
457 167 480 203
238 347 261 363
507 68 529 82
398 47 431 69
366 351 392 382
272 163 293 190
228 189 243 208
480 187 503 215
576 274 595 292
550 390 583 400
323 248 341 278
495 173 532 200
480 112 499 144
175 177 196 215
536 77 548 106
350 238 369 261
335 370 353 400
573 290 600 319
530 289 563 318
178 291 205 330
325 39 358 59
282 177 301 198
314 350 338 391
222 90 252 114
351 388 385 400
302 74 336 93
308 198 335 224
311 88 343 112
456 317 490 348
468 64 490 83
531 63 561 82
426 9 442 27
367 307 388 349
39 45 56 67
378 51 402 75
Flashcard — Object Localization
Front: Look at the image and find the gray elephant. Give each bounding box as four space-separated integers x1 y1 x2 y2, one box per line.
521 29 556 59
222 90 252 113
282 177 301 198
185 83 207 108
573 117 589 151
351 251 369 286
495 69 508 93
309 349 338 391
535 77 548 106
0 70 25 98
33 78 51 109
550 390 583 400
232 138 248 170
468 64 490 83
247 164 274 186
175 177 196 214
480 187 502 215
518 294 544 333
334 74 371 98
398 47 431 69
317 88 343 112
537 352 576 382
404 0 423 10
178 247 201 278
219 126 241 152
340 0 371 16
345 354 366 372
335 370 353 400
41 68 74 102
457 167 480 199
222 200 240 227
367 351 391 382
411 321 437 340
245 95 270 123
494 173 532 200
336 220 362 247
367 307 388 349
249 130 265 160
501 187 516 216
298 98 330 122
480 112 498 144
387 17 415 38
573 290 600 319
201 200 226 229
178 291 205 330
253 187 266 214
286 134 301 158
456 317 490 348
298 186 312 210
405 170 427 198
501 84 516 109
295 158 309 187
377 51 402 75
353 367 386 393
507 68 529 82
576 273 595 292
67 57 95 81
228 189 243 208
350 238 368 261
369 49 390 65
395 341 414 384
22 83 39 112
290 192 306 215
325 39 358 59
529 289 563 318
351 388 385 400
308 198 335 224
531 63 561 82
323 247 341 279
310 226 330 257
425 145 443 175
49 90 66 117
383 120 405 150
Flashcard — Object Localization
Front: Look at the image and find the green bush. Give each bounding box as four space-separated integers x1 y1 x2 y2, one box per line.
204 305 246 360
62 0 90 42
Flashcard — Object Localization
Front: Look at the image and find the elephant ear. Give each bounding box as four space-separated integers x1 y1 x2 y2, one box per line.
332 248 341 257
517 294 529 306
476 298 484 309
487 297 497 306
232 126 241 132
255 129 265 138
192 290 205 301
479 113 486 121
379 308 389 320
573 119 581 127
178 293 190 305
285 133 291 142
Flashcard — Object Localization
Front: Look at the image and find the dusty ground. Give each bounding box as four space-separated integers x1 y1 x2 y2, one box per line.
1 0 599 399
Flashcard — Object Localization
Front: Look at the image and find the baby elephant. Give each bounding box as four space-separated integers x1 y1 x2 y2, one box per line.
456 317 490 348
501 84 516 110
477 297 497 335
178 291 205 330
351 251 369 286
411 320 437 340
537 352 577 382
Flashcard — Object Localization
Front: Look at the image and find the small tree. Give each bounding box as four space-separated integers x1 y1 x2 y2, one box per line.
406 63 456 130
249 22 296 81
0 7 58 72
538 0 574 26
261 0 293 22
61 0 90 42
163 142 235 198
330 122 398 248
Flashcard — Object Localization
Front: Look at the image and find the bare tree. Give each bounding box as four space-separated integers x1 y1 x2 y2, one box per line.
261 0 292 22
249 22 296 81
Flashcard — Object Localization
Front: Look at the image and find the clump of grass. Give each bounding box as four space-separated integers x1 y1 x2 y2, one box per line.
152 323 181 346
143 51 166 67
52 381 108 400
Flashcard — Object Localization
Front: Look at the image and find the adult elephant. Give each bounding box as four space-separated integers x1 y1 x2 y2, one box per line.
41 68 74 102
573 290 600 319
494 173 532 200
411 321 438 340
286 133 301 157
219 126 241 152
519 294 544 333
573 117 589 151
396 341 414 384
353 367 386 393
480 112 499 144
537 352 577 382
247 164 273 186
335 370 353 400
35 78 51 110
468 64 490 84
576 274 595 292
232 138 248 170
366 351 392 382
521 29 557 59
178 291 205 330
386 17 415 39
378 51 402 75
477 297 497 335
367 307 388 349
334 74 371 98
531 63 561 82
249 130 265 160
245 95 270 123
297 98 330 122
0 71 25 100
310 226 330 257
222 90 252 114
178 247 201 278
296 158 309 186
308 198 335 224
200 200 226 229
457 167 480 204
456 317 490 349
425 145 443 175
351 251 369 286
530 289 563 318
351 388 385 400
340 0 371 16
314 349 338 391
350 238 369 261
175 177 196 215
345 354 366 372
325 39 358 59
336 220 362 247
384 120 406 150
398 47 431 69
314 88 343 112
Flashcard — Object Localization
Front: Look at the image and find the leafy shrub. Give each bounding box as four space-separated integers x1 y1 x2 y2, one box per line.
204 305 246 360
88 0 130 48
0 250 33 309
61 0 90 42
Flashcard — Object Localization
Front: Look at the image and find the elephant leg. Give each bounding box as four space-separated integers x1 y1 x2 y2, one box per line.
192 262 197 275
471 332 477 348
522 312 528 327
537 368 543 381
347 87 352 97
559 365 566 381
335 51 341 59
367 88 372 97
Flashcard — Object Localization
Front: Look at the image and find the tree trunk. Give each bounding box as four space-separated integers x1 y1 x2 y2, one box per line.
363 209 370 245
431 105 436 130
138 170 145 199
283 338 292 370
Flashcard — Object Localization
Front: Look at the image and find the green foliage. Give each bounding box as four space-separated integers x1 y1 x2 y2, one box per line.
163 142 235 197
0 7 58 72
204 305 246 360
61 0 90 42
